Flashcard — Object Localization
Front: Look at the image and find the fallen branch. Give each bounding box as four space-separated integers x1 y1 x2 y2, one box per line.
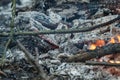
85 61 120 66
0 15 120 37
0 70 7 77
58 43 120 62
17 40 49 80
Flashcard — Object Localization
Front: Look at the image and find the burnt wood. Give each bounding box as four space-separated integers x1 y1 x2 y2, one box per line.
58 43 120 62
85 61 120 66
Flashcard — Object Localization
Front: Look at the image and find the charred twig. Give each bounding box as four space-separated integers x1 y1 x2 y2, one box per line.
0 70 7 77
58 43 120 62
17 40 49 80
85 61 120 66
0 15 120 36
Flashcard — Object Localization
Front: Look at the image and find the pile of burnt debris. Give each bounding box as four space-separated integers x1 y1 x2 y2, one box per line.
0 0 120 80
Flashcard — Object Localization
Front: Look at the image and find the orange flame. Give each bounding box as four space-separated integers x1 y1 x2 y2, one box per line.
89 40 105 50
88 34 120 50
116 35 120 43
109 60 120 64
88 35 120 65
109 60 114 63
109 37 115 44
89 44 96 50
95 40 105 47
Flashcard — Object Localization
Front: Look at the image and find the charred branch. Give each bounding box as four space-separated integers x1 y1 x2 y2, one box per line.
85 61 120 66
17 40 49 80
0 15 120 37
58 43 120 62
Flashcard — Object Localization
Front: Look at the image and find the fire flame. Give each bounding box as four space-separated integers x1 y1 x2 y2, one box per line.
89 44 96 50
89 35 120 50
109 60 120 64
88 35 120 64
89 40 105 50
116 35 120 43
95 40 105 47
108 37 115 44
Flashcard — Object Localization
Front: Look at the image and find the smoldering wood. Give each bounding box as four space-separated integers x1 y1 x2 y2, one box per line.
58 43 120 62
85 61 120 66
0 15 120 37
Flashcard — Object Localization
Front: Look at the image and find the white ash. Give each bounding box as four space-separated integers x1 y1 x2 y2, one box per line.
50 63 119 80
76 15 118 28
59 41 80 54
20 0 33 7
50 60 61 65
30 17 50 30
6 49 25 61
47 9 62 24
6 49 14 60
48 49 60 58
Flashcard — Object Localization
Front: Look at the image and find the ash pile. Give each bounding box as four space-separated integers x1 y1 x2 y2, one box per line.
0 0 120 80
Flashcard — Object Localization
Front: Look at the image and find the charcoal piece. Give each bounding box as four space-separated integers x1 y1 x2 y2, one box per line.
74 43 84 49
0 0 11 6
44 0 57 11
0 0 21 6
7 40 17 49
66 13 81 22
20 36 51 54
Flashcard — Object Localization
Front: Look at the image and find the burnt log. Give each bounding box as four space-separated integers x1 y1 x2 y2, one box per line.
85 61 120 66
58 43 120 62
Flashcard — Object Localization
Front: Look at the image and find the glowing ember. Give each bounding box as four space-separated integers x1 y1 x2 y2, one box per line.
88 44 96 50
88 34 120 50
109 37 115 44
88 34 120 71
109 60 120 64
95 40 105 47
88 40 105 50
109 60 114 63
115 61 120 64
116 35 120 43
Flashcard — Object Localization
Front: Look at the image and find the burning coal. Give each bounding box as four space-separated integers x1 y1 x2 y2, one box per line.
88 34 120 65
88 35 120 50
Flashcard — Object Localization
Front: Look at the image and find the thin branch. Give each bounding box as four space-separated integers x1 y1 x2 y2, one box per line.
17 40 49 80
1 0 16 64
0 15 120 36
